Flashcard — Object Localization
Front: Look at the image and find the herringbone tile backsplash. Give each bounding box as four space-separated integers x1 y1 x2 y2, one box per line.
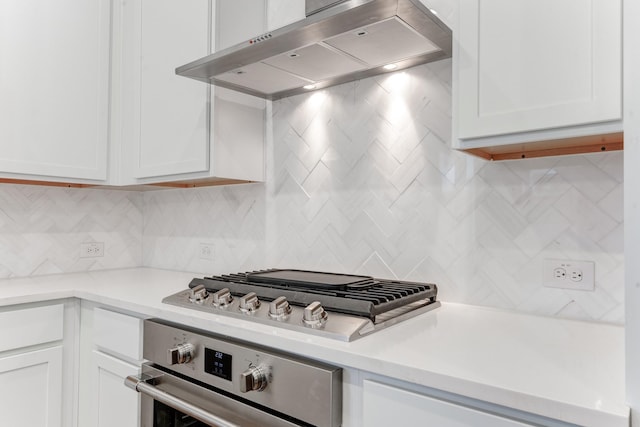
143 59 624 323
0 186 142 276
0 59 622 323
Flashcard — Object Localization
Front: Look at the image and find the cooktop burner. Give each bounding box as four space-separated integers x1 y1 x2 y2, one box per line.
162 269 440 341
247 270 372 289
197 269 437 319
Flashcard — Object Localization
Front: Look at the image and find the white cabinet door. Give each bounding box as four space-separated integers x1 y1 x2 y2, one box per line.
456 0 621 140
78 303 144 427
126 0 211 179
0 0 110 182
91 350 141 427
116 0 265 185
0 346 63 427
362 380 534 427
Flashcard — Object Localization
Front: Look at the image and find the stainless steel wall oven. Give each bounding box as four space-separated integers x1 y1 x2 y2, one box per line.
125 319 342 427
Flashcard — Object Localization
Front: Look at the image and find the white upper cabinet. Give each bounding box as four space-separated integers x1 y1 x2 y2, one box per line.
0 0 110 183
129 0 210 179
453 0 622 159
115 0 265 186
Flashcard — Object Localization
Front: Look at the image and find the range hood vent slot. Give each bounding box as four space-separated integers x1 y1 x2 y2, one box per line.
176 0 452 100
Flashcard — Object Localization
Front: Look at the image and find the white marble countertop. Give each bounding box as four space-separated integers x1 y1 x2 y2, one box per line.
0 267 628 427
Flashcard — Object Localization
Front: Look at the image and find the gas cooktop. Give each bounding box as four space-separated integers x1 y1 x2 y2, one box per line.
162 269 440 341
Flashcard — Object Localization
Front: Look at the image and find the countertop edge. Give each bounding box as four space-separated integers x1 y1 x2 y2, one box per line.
0 268 629 427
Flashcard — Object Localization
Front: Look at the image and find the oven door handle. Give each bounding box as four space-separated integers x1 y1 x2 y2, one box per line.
125 374 241 427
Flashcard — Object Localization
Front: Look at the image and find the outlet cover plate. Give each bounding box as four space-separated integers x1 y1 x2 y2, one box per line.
543 259 595 290
199 243 214 260
80 242 104 258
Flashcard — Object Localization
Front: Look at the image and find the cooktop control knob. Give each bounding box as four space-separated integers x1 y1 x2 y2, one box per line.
302 301 328 329
212 287 233 308
167 343 195 365
188 284 209 304
268 296 292 321
239 292 261 314
239 365 268 393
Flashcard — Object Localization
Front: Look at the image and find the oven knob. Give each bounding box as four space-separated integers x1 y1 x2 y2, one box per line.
239 365 268 393
188 284 209 304
167 343 195 365
239 292 261 314
268 296 292 321
302 301 328 329
212 287 233 308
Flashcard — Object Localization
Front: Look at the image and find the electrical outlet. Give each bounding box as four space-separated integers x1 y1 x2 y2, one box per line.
570 269 583 282
199 243 214 260
543 259 594 290
80 242 104 258
553 267 566 279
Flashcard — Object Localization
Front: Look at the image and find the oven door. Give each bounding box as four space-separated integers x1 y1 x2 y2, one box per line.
126 364 305 427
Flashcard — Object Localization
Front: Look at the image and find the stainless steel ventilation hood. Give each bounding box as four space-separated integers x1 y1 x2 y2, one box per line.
176 0 452 100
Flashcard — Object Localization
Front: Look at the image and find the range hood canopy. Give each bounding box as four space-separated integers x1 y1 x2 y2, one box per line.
176 0 452 100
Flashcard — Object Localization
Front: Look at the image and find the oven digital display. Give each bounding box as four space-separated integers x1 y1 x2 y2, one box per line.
204 348 232 380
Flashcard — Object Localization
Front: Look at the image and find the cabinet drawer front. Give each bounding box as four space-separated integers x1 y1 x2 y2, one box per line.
0 304 64 352
93 308 143 361
363 380 534 426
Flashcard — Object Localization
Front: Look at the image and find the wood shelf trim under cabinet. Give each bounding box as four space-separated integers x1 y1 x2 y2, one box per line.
461 132 623 161
0 178 95 188
0 177 256 190
147 178 255 189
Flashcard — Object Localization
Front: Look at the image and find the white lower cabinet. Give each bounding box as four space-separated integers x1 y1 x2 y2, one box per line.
354 373 586 427
0 346 64 427
362 380 533 427
79 304 144 427
0 303 69 427
91 350 140 427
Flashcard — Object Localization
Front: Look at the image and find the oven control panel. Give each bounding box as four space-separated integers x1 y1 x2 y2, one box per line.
167 342 195 365
204 347 233 380
239 364 268 392
142 319 342 427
